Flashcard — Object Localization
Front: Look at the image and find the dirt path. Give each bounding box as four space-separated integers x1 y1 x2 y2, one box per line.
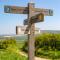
35 57 50 60
19 51 50 60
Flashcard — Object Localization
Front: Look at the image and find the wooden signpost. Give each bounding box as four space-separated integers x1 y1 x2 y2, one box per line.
4 1 53 60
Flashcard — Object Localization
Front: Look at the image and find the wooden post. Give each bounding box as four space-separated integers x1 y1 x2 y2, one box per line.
28 3 35 60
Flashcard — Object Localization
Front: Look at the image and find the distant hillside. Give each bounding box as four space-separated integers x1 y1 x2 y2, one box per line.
0 35 28 41
40 30 60 34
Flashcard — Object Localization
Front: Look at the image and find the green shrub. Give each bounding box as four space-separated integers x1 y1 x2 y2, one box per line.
35 33 60 50
22 33 60 59
0 37 16 49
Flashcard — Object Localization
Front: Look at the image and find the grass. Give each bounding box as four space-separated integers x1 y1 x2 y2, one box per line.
0 44 28 60
16 40 26 50
0 49 27 60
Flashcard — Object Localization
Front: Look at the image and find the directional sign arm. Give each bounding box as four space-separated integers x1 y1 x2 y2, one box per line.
4 6 28 14
24 13 44 25
34 8 53 16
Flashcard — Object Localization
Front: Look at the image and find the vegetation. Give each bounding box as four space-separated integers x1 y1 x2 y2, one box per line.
1 33 60 60
0 37 16 49
22 33 60 59
0 37 27 60
0 49 27 60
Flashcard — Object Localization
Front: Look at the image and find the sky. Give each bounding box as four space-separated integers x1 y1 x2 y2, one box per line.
0 0 60 35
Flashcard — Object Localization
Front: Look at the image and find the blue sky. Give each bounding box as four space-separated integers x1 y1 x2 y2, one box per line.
0 0 60 34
